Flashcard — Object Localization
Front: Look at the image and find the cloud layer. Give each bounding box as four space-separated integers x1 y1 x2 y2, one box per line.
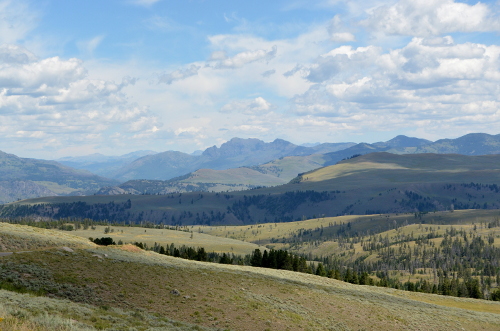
2 0 500 157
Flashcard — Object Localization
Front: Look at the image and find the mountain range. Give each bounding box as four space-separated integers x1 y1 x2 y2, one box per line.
7 152 500 225
97 133 500 195
3 132 500 202
79 133 500 184
0 150 117 203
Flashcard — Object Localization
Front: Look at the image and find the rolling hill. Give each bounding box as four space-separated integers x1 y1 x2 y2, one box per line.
96 133 500 193
98 153 327 194
5 152 500 226
1 222 499 331
0 151 118 204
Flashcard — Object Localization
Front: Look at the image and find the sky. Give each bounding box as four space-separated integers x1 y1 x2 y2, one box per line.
1 0 500 159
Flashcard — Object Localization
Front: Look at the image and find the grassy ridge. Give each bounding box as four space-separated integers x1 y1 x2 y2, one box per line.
0 290 212 331
198 209 500 244
0 236 499 330
68 225 268 255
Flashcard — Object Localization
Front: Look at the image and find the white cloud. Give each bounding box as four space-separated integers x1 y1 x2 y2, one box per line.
363 0 500 37
305 45 380 82
158 65 200 84
0 0 38 44
0 44 37 64
209 50 227 61
0 44 160 156
220 97 273 115
328 15 356 42
213 45 277 69
276 31 500 142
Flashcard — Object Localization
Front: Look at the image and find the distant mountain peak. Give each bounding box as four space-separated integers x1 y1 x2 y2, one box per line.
374 135 432 148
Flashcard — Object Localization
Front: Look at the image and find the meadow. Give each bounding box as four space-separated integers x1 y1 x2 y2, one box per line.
68 225 267 255
1 223 500 330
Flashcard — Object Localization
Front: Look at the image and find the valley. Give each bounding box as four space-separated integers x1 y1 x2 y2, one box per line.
3 133 500 330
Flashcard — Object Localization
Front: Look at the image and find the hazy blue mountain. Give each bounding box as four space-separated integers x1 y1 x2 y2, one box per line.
373 135 432 148
0 150 118 203
400 133 500 155
112 151 199 181
57 150 157 178
111 138 356 181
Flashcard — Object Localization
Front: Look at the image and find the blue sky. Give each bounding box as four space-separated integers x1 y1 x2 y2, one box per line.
1 0 500 158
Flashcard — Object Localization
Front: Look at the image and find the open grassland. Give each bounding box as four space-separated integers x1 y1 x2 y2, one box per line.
182 168 286 186
1 240 500 330
2 224 500 330
0 222 94 252
198 209 500 244
0 290 212 331
67 225 267 255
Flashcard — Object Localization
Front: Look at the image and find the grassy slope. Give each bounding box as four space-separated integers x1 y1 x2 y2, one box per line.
0 290 209 331
295 152 500 190
1 223 500 331
116 154 327 194
199 209 500 244
181 167 286 185
68 225 268 255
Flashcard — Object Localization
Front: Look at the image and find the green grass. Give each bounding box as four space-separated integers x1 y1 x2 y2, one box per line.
34 181 78 195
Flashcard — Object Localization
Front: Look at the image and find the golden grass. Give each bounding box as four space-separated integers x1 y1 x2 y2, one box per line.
3 224 500 330
304 161 409 182
197 215 361 242
200 209 500 244
67 225 267 255
0 222 93 252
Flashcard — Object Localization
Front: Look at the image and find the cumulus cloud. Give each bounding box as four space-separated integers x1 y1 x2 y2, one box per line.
0 44 160 153
328 15 356 42
213 45 277 69
283 34 500 140
220 97 273 115
0 44 37 64
158 65 200 84
363 0 500 37
305 45 380 82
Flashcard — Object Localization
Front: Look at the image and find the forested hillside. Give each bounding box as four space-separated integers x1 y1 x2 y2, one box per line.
5 153 500 226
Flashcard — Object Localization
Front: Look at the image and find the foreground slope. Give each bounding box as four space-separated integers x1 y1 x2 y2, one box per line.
0 223 499 331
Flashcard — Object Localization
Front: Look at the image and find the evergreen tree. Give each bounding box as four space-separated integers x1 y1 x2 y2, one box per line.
250 249 263 267
315 263 326 277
